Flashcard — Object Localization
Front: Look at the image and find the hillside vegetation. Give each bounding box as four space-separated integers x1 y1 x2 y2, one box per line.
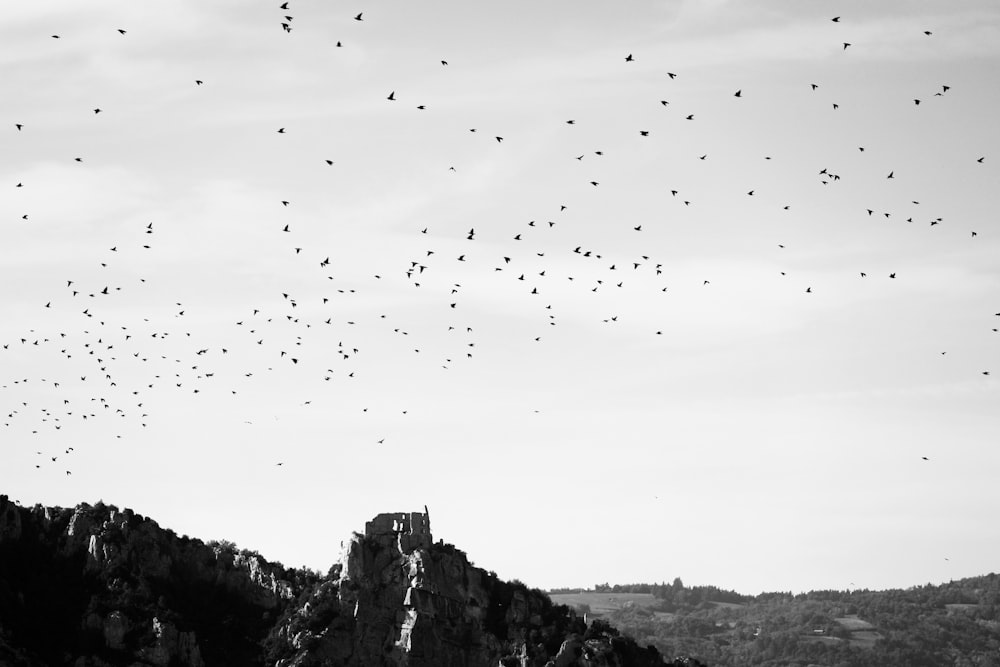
551 577 1000 666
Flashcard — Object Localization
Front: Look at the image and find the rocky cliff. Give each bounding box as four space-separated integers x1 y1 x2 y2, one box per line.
0 496 683 666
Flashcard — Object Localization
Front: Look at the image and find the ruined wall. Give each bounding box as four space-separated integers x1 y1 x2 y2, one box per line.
364 511 432 552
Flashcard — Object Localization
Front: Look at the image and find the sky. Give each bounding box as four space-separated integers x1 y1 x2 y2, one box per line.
2 0 999 596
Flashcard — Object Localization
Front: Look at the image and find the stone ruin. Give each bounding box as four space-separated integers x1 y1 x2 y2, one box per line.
363 507 432 552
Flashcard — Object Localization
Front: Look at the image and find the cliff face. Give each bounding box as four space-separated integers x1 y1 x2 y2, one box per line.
0 498 671 667
0 494 305 667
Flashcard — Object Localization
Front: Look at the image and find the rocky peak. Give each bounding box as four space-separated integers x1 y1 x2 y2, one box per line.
1 501 671 666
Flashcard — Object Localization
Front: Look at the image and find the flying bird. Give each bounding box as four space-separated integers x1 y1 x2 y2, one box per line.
354 12 363 20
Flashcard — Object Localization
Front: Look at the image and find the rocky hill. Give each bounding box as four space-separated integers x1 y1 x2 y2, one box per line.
0 496 687 666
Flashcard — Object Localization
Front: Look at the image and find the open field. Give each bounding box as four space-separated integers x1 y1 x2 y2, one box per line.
835 615 882 647
548 592 660 615
835 615 874 630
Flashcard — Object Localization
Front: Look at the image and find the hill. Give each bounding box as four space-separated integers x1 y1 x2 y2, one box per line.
551 578 1000 666
0 495 684 666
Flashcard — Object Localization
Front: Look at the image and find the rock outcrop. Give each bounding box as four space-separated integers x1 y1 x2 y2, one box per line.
266 510 665 667
0 496 674 666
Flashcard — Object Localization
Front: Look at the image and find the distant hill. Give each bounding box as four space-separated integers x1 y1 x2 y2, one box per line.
0 495 685 666
551 577 1000 666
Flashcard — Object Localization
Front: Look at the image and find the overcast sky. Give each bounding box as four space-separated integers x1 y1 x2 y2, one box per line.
2 0 999 595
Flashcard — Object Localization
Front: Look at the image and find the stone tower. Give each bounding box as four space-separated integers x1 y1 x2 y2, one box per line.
363 510 432 552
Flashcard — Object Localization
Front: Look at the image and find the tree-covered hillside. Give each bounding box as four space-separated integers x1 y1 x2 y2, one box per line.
552 575 1000 666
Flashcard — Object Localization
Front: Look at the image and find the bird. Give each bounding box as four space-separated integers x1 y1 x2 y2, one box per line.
843 42 851 50
667 72 677 79
625 54 634 62
495 136 503 143
734 89 742 97
118 29 126 35
832 16 841 22
195 80 203 85
387 91 395 101
354 12 363 21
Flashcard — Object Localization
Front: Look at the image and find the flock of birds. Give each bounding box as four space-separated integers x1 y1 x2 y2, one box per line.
2 6 997 481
